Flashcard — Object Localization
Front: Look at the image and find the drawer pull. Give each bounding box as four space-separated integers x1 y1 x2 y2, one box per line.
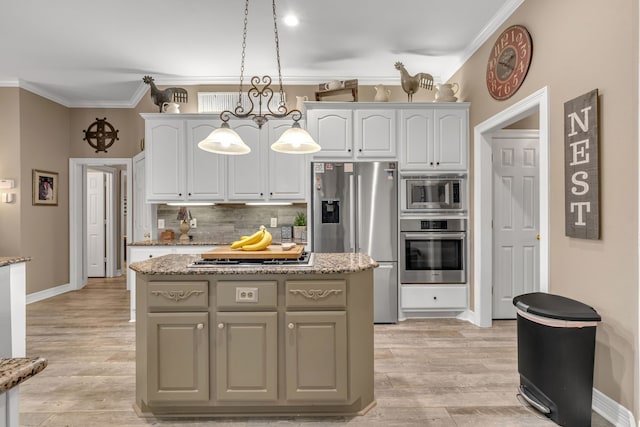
217 323 225 329
288 289 343 301
288 323 295 330
150 289 204 302
197 323 204 330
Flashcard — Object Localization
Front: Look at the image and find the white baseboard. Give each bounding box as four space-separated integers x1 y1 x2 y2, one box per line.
592 388 636 427
26 283 73 304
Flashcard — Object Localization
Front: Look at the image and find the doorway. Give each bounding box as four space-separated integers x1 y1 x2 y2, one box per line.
69 158 132 291
491 130 540 319
473 87 550 327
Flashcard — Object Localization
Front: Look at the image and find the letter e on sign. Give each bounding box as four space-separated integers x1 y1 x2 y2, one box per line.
564 89 599 239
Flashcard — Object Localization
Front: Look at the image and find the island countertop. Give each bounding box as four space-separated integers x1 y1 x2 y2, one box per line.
0 257 31 268
129 253 378 275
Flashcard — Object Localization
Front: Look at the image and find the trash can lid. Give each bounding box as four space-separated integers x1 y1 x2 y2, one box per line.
513 292 601 321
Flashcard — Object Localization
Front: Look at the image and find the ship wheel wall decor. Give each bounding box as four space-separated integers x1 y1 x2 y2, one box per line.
83 118 119 153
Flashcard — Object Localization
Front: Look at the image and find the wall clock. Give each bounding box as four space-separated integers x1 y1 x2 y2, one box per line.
486 25 532 100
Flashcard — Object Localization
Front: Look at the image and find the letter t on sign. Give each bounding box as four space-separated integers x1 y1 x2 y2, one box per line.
564 89 599 239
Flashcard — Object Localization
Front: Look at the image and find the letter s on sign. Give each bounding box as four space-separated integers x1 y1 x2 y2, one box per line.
571 171 589 196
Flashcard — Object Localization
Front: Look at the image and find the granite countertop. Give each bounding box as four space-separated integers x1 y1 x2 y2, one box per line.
129 253 378 275
0 257 31 268
0 357 47 392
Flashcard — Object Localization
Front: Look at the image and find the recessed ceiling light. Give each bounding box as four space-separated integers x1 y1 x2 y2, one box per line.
283 14 299 26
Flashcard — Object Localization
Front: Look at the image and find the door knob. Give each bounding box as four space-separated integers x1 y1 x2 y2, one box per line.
536 234 540 241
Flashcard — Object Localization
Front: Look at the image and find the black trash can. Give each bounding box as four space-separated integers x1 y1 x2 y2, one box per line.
513 292 601 427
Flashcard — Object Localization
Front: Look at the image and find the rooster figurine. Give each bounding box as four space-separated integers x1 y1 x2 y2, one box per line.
142 76 188 112
394 62 434 102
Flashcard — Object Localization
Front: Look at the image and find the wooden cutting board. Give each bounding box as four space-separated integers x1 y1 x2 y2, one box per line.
201 244 304 260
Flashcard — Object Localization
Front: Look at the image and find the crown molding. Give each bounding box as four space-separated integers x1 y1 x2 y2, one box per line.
441 0 525 81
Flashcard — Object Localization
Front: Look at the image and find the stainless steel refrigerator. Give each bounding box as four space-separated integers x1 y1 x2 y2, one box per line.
311 161 398 323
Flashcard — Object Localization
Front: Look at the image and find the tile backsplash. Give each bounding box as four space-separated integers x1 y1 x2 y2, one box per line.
156 203 307 243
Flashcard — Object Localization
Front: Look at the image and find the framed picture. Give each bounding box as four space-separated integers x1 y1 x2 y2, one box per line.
32 169 58 206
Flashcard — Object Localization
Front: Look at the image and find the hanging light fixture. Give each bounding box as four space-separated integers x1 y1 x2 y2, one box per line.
198 0 321 155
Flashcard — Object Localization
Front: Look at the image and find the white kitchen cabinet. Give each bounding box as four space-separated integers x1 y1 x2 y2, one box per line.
400 104 469 171
227 120 307 202
400 285 467 311
186 120 226 200
227 121 266 200
145 119 185 202
354 109 397 158
306 109 353 158
143 114 226 203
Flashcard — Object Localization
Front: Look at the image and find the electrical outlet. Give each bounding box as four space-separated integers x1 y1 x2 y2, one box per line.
270 217 277 227
158 219 165 229
236 287 258 303
190 218 197 228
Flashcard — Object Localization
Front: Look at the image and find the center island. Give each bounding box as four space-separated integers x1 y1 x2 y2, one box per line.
129 252 377 418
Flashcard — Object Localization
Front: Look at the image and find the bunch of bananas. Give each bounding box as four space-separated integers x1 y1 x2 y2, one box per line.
230 225 273 251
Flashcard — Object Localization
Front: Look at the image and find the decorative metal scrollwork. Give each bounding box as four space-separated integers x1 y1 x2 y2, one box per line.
288 289 343 301
151 289 204 302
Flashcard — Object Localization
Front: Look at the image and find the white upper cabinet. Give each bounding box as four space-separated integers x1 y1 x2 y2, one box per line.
306 109 353 158
145 119 185 202
142 114 307 204
354 109 397 158
399 104 469 171
144 115 227 203
227 121 266 201
186 120 226 200
268 120 308 201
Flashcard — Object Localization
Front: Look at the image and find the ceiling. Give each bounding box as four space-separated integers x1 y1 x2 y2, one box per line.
0 0 521 108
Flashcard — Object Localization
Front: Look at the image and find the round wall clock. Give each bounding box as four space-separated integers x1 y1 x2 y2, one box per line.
486 25 532 100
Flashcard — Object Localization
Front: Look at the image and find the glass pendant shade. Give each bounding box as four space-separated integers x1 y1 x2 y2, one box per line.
197 123 251 155
271 122 321 154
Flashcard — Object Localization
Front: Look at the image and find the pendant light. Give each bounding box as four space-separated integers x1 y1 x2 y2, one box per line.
198 0 320 155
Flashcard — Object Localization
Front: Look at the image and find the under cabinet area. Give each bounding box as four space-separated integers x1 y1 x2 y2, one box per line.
141 114 307 203
134 268 375 417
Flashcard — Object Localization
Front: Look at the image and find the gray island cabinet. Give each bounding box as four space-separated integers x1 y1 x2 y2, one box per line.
130 253 377 418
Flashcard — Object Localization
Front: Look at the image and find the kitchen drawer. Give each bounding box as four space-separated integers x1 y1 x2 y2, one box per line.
216 281 277 310
401 285 467 310
148 281 209 311
285 280 346 309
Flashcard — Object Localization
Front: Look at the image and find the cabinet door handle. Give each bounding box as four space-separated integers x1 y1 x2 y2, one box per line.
188 192 192 196
217 323 225 329
433 296 438 300
358 148 362 152
178 193 182 196
348 149 352 152
430 162 434 166
148 255 153 258
288 323 295 330
260 192 264 196
436 162 440 166
197 323 204 330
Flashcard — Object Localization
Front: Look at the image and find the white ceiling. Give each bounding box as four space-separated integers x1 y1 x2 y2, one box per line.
0 0 521 108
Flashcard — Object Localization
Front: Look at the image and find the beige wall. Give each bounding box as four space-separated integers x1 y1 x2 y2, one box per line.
450 0 638 417
0 88 22 256
19 89 71 294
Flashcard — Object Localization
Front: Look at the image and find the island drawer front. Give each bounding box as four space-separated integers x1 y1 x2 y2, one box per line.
285 280 347 308
147 281 209 311
216 281 277 310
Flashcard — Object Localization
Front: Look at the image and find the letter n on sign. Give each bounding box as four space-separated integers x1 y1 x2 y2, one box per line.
564 89 599 239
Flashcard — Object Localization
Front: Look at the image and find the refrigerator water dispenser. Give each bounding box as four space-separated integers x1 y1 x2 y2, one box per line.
321 200 340 223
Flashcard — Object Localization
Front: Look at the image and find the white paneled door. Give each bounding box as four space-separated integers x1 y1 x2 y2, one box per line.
492 133 539 319
87 171 106 277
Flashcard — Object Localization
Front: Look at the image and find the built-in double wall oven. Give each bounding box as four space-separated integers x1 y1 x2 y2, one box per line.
400 218 466 284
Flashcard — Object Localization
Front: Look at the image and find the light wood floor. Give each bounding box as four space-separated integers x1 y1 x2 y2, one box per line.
19 276 612 426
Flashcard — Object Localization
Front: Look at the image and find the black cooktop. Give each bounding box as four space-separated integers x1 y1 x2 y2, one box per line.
190 251 312 267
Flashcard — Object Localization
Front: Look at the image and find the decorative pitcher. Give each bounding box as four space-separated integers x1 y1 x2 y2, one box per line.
295 96 308 112
374 84 391 102
162 102 180 114
435 83 459 102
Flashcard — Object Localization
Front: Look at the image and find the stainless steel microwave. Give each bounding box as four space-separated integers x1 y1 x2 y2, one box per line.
401 176 465 212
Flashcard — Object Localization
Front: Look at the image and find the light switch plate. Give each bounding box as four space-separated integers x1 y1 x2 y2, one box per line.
270 217 277 227
158 219 165 229
190 218 197 228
